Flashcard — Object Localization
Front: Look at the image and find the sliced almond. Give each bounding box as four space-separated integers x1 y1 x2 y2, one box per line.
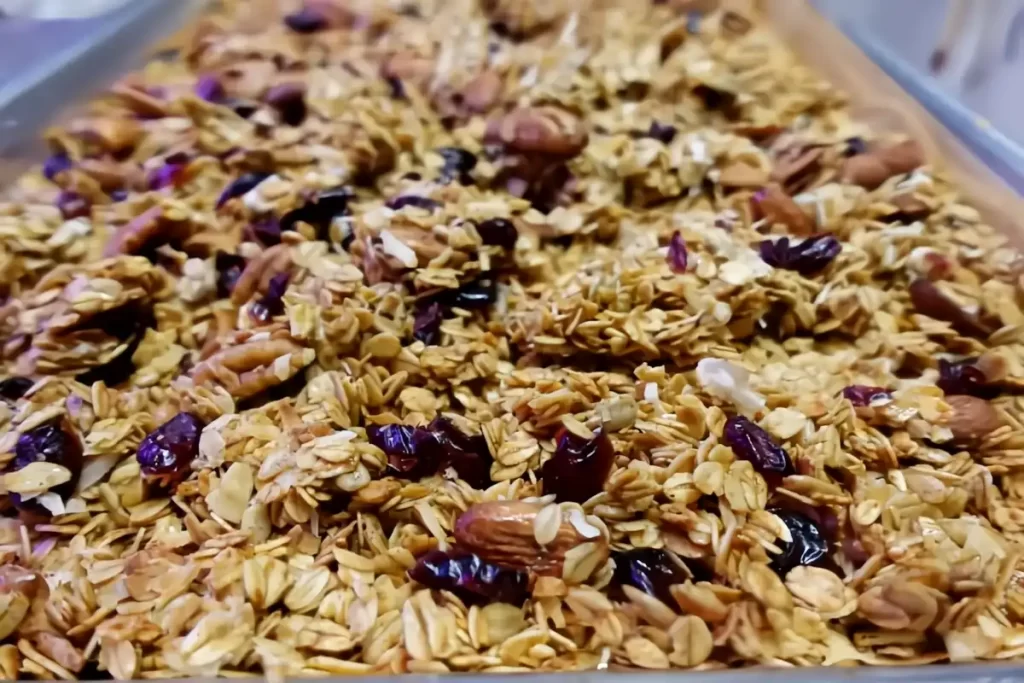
3 462 72 495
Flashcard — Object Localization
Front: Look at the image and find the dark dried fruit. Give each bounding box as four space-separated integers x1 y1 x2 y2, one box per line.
667 230 688 273
56 191 90 220
647 121 677 144
437 147 478 184
909 278 993 338
0 376 34 402
844 136 868 156
541 427 615 503
194 75 225 103
249 273 290 323
413 302 444 345
265 83 307 127
723 415 793 479
767 508 830 577
225 98 258 119
248 217 283 246
279 186 352 239
148 162 185 190
11 420 83 513
369 417 492 488
386 195 442 212
428 416 492 489
759 235 841 275
368 423 429 478
611 547 710 606
215 252 247 297
476 218 518 250
284 6 328 32
443 276 497 309
842 385 891 406
43 152 72 181
408 550 528 605
938 358 998 399
109 189 129 202
137 413 205 487
216 172 270 208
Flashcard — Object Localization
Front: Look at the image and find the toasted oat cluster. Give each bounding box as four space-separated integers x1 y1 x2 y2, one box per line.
1 0 1023 678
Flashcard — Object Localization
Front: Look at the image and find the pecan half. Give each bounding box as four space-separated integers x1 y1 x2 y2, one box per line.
454 500 608 575
103 205 190 257
485 107 588 159
191 326 315 399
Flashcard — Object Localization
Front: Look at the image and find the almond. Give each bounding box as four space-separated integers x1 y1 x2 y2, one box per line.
908 278 993 338
945 395 1003 443
769 145 822 194
454 500 607 575
754 184 814 235
840 153 891 190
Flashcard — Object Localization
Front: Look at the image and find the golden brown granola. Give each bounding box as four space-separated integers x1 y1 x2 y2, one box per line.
1 0 1023 677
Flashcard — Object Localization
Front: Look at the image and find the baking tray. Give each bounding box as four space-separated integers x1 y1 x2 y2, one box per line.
0 0 1023 680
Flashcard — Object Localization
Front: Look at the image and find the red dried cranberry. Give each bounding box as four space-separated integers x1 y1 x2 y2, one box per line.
647 121 677 144
137 413 205 487
216 172 269 208
611 548 710 606
248 217 283 246
842 385 891 406
148 162 185 190
249 274 290 323
541 428 615 503
284 6 328 33
428 416 492 489
413 302 444 345
56 191 90 220
477 218 518 250
759 235 841 275
215 253 247 297
767 508 830 577
667 230 688 273
938 358 997 399
386 195 442 212
265 83 307 126
723 416 793 479
0 376 34 402
369 424 433 479
11 419 83 513
408 550 528 605
437 147 478 184
369 418 492 488
194 75 225 102
43 152 72 181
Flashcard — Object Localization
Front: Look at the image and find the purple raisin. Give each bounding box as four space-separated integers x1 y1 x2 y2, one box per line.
148 162 185 190
248 217 283 246
647 121 677 144
109 189 129 202
759 235 841 275
667 230 688 273
767 508 830 577
216 172 270 208
842 385 892 406
43 152 72 181
215 253 247 297
0 376 34 402
408 550 528 605
938 358 997 399
195 75 225 102
249 273 290 323
265 82 307 127
723 416 793 479
137 413 205 487
477 218 518 251
284 6 328 33
56 191 90 220
612 548 710 606
437 147 477 185
413 302 444 345
541 428 615 503
428 416 492 489
11 419 83 513
386 195 442 212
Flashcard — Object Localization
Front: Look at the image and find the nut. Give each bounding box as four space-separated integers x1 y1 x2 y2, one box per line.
485 107 588 158
841 139 926 189
454 500 607 575
856 580 939 632
769 145 823 193
755 183 814 234
944 395 1003 444
719 161 769 189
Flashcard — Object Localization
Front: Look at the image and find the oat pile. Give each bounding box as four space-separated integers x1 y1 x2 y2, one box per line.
1 0 1024 678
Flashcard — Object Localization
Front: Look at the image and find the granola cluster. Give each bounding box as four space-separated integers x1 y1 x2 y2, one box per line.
1 0 1023 677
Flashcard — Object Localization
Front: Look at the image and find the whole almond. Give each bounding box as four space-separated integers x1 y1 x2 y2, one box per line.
875 139 926 176
840 153 891 190
454 500 607 575
945 395 1003 443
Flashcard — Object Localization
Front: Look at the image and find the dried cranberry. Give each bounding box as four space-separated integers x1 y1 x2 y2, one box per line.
723 416 793 479
667 230 688 273
408 550 528 605
442 276 497 309
938 358 997 399
386 195 442 212
428 416 492 489
265 83 307 126
137 413 205 487
759 235 841 275
43 152 72 181
413 302 444 345
647 121 677 144
386 76 406 100
11 420 83 512
437 147 477 184
148 162 185 190
844 137 868 157
0 377 34 402
842 385 891 406
767 508 830 577
369 418 492 488
194 75 225 103
215 253 247 297
249 273 289 323
56 191 90 220
542 428 615 503
225 99 259 119
284 6 328 33
368 424 431 479
109 189 129 202
280 186 352 239
611 548 710 606
248 217 283 246
216 172 270 208
477 218 518 250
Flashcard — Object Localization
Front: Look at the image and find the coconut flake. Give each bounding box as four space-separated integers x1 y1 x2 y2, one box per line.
696 358 765 414
380 229 418 268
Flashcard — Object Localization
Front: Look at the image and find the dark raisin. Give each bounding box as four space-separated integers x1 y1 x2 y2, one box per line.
369 418 492 488
10 419 83 513
249 273 290 323
194 75 225 102
443 276 497 309
842 385 891 406
215 253 247 297
611 548 710 606
844 136 868 156
667 230 687 273
265 83 307 126
56 191 90 220
109 189 129 202
0 377 34 402
280 186 352 239
759 235 841 275
541 427 615 503
386 195 442 212
408 550 528 605
136 413 205 487
284 6 328 33
437 146 478 184
722 416 793 479
224 98 259 119
413 302 444 345
767 508 830 577
148 162 185 190
476 218 518 250
248 217 283 246
938 358 998 399
647 121 677 144
216 172 270 208
386 76 406 99
428 416 492 489
43 152 72 181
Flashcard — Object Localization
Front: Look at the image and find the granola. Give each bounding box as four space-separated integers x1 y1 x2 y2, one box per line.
0 0 1023 678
